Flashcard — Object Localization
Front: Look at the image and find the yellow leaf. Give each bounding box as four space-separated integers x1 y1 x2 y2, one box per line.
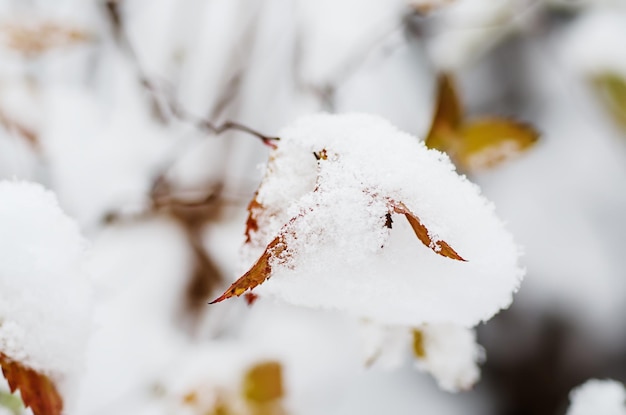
425 74 463 152
424 73 539 172
0 354 63 415
592 73 626 131
243 361 284 404
456 118 539 171
412 329 426 359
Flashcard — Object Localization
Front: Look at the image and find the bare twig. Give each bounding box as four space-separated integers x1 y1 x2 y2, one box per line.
167 102 279 148
0 108 39 150
102 0 279 147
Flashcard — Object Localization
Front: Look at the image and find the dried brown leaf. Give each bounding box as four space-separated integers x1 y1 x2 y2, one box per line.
0 21 90 54
390 202 465 261
0 354 62 415
244 292 260 306
245 196 263 243
209 235 287 304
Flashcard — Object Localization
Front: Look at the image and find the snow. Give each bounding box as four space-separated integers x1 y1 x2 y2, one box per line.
414 324 483 392
359 323 413 370
0 181 92 389
41 61 177 229
424 0 523 70
559 9 626 77
296 0 407 85
357 322 483 391
567 379 626 415
243 113 524 327
2 1 624 413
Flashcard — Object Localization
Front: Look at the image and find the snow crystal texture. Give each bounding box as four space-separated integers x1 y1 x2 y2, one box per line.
244 113 524 327
0 181 92 380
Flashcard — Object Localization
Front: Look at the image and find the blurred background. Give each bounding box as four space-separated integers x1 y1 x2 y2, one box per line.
0 0 625 414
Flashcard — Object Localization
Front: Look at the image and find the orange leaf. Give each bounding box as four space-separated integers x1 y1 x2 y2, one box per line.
390 202 465 261
209 235 288 304
0 354 63 415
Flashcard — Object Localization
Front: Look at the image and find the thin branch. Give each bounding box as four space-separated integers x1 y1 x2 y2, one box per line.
102 0 279 148
0 108 39 150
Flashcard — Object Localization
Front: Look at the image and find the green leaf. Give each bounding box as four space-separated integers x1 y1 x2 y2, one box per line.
0 353 63 415
0 390 23 415
592 73 626 131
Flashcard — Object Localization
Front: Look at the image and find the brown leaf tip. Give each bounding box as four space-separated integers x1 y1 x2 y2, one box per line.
244 292 259 306
388 200 466 262
0 354 63 415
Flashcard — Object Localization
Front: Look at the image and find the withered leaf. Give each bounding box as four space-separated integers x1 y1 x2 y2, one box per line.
456 118 539 171
390 201 465 261
245 196 263 243
424 72 538 171
209 234 287 304
412 329 426 359
0 21 90 55
592 73 626 131
425 73 463 153
0 354 63 415
244 292 260 306
243 361 284 404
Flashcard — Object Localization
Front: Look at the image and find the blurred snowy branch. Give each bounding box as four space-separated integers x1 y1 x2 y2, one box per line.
0 1 625 415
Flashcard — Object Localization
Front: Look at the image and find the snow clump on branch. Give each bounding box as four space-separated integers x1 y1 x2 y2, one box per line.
217 113 524 329
0 181 92 390
566 379 626 415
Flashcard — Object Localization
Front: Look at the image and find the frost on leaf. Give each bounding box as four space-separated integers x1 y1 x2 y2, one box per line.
0 354 62 415
425 74 539 171
212 114 523 328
